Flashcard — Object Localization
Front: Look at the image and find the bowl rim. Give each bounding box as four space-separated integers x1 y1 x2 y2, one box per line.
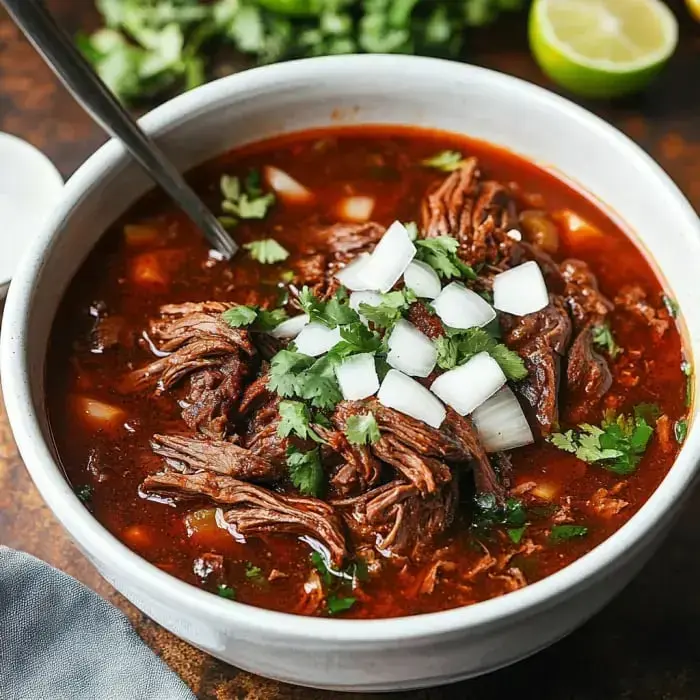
3 54 699 643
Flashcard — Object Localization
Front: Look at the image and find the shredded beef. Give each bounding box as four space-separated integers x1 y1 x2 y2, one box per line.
560 259 612 330
501 296 572 435
141 471 347 565
151 433 283 482
421 159 518 267
566 325 612 403
614 284 670 339
333 479 457 558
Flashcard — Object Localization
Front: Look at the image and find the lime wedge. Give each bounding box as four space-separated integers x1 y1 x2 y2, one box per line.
529 0 678 98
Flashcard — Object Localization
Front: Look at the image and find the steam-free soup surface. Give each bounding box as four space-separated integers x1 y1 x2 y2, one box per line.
46 127 689 618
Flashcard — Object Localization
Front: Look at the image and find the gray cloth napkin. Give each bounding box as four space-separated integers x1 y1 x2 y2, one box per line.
0 546 196 700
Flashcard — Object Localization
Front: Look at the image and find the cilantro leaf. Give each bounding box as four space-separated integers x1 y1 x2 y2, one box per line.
549 525 588 543
299 286 359 329
471 493 527 536
243 238 290 264
221 305 287 331
277 400 326 443
245 562 263 581
216 584 236 599
549 407 656 475
358 289 416 329
345 412 381 446
287 446 324 496
675 419 688 444
327 594 356 615
682 359 693 408
296 354 343 410
421 150 467 172
74 484 94 504
592 322 622 359
507 526 526 544
219 170 275 224
434 328 527 381
331 323 382 359
662 294 679 318
415 236 476 280
268 349 315 398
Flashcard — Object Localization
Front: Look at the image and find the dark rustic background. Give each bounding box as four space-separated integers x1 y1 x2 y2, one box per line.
1 2 699 698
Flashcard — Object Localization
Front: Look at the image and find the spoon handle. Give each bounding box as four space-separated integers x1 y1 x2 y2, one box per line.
2 0 238 259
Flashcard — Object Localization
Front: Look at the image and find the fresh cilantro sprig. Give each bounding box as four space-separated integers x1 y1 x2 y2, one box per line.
345 412 381 445
592 322 622 359
421 150 467 172
286 445 324 497
471 493 527 538
414 236 476 281
277 400 327 443
310 552 369 616
245 562 264 581
549 406 657 475
549 525 588 543
216 583 236 599
682 359 693 408
434 328 527 381
268 350 342 410
298 286 359 329
243 238 290 264
74 484 94 504
675 419 688 444
221 305 287 332
358 289 416 329
219 170 276 226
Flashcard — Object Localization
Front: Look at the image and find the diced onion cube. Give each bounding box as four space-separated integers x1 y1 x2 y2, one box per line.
269 314 309 339
294 322 341 357
430 352 506 415
403 260 441 299
378 369 446 429
335 353 379 401
335 254 372 291
471 386 534 452
338 196 375 223
359 221 416 293
493 261 549 316
349 291 383 325
75 396 125 431
386 319 437 378
432 282 496 329
264 166 313 204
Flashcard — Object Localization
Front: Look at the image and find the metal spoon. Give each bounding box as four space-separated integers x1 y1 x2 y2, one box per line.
1 0 238 259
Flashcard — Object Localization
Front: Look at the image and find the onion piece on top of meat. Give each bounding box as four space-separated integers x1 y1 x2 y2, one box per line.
386 319 437 378
493 261 549 317
403 260 442 299
269 314 309 339
432 282 496 329
294 322 342 357
359 221 416 293
471 386 534 452
335 352 380 401
377 369 446 429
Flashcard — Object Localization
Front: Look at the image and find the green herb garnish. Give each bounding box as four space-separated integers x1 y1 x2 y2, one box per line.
675 419 688 444
299 286 359 329
421 150 467 172
549 406 656 475
507 526 527 544
345 412 381 446
434 327 527 381
277 400 326 443
549 525 588 543
662 294 679 318
243 238 290 264
74 485 94 504
286 445 324 497
358 289 416 329
219 170 276 224
592 322 622 359
221 305 287 331
414 236 476 280
216 584 236 600
268 350 343 410
327 594 356 615
682 360 693 408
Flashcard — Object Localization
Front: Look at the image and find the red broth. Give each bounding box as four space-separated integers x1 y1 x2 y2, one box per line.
45 126 688 618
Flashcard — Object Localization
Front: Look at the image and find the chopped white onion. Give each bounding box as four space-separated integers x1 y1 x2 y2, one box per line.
349 290 383 325
359 221 416 293
269 314 309 339
335 254 372 291
335 353 379 401
403 260 441 299
378 369 446 429
264 166 313 204
471 386 534 452
432 282 496 329
386 319 437 378
430 352 506 416
337 195 375 223
294 322 341 357
493 261 549 317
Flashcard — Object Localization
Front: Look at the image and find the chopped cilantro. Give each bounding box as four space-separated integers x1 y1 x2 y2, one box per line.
421 150 467 172
434 327 527 381
216 584 236 600
358 289 416 329
507 526 527 544
414 236 476 280
267 349 316 398
675 419 688 444
592 322 622 359
327 594 356 615
219 170 275 224
549 407 656 475
277 400 326 443
286 446 324 497
472 493 527 535
245 562 263 581
221 305 287 332
662 294 679 318
682 360 693 408
243 238 290 264
298 286 359 329
310 551 333 587
345 412 381 445
74 484 93 504
549 525 588 543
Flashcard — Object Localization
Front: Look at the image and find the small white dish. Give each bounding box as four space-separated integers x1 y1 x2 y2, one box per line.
0 132 63 299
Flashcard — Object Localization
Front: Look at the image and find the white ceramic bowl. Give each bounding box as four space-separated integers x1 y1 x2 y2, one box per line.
2 56 700 692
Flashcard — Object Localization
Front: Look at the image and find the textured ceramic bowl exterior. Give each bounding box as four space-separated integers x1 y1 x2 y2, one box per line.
2 56 700 692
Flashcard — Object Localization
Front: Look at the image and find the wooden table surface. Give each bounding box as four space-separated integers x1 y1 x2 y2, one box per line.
1 2 700 698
